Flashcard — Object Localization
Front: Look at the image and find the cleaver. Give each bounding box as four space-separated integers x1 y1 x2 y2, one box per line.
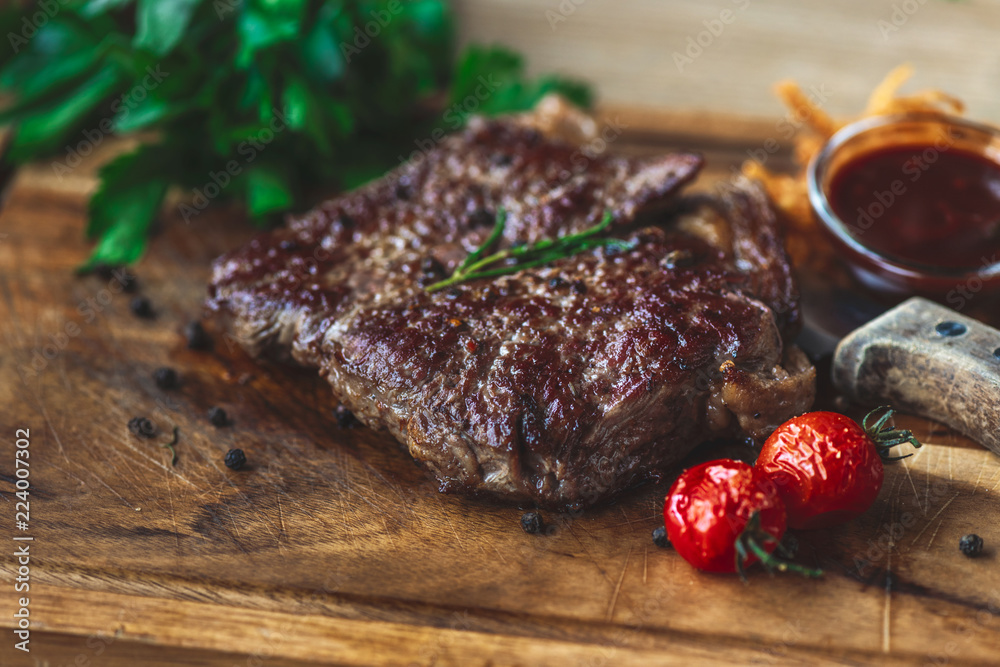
797 277 1000 456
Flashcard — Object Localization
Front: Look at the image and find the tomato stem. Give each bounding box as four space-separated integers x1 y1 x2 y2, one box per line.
734 513 824 582
862 406 923 462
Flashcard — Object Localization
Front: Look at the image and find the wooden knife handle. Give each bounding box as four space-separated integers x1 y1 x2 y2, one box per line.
833 297 1000 455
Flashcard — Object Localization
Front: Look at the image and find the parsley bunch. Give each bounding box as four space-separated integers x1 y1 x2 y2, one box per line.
0 0 590 268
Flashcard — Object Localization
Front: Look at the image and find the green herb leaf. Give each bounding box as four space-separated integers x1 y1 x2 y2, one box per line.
282 76 334 152
450 45 592 115
113 94 194 133
245 164 293 218
299 11 345 82
7 64 121 162
82 144 171 269
80 0 136 18
426 211 626 292
458 208 507 272
0 18 99 91
236 2 302 67
281 76 309 131
16 48 101 103
0 0 594 267
134 0 204 56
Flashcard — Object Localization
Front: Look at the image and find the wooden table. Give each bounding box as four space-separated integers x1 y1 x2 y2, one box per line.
1 116 999 666
453 0 1000 121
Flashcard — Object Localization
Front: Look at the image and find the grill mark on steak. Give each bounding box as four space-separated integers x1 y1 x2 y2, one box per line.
209 104 815 509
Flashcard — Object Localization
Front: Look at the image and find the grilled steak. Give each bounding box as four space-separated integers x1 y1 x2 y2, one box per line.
209 99 815 509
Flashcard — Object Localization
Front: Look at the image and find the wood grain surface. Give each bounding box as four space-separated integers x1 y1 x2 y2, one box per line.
453 0 1000 121
2 120 1000 667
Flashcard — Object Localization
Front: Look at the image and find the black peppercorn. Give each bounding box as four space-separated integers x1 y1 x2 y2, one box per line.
153 367 179 390
570 280 587 295
130 296 154 319
208 406 229 427
128 417 156 438
548 276 567 289
959 534 984 558
652 526 670 548
520 511 544 535
224 448 247 470
185 321 212 350
334 405 359 428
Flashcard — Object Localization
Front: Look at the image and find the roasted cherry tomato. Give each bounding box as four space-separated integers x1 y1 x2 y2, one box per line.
755 407 921 530
664 459 819 578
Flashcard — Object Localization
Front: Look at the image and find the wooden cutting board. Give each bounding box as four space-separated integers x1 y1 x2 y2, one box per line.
2 120 999 667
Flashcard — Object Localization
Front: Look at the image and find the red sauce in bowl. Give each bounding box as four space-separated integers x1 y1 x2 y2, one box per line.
828 145 1000 270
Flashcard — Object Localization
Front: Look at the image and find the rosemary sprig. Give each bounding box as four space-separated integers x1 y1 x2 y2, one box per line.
161 426 179 467
426 208 632 292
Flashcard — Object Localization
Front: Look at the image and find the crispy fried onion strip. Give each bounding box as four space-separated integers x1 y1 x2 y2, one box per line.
743 65 966 266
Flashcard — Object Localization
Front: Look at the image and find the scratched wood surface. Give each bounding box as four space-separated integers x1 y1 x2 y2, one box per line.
2 119 1000 667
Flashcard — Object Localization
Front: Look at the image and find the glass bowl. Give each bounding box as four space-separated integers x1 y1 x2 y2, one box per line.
807 113 1000 299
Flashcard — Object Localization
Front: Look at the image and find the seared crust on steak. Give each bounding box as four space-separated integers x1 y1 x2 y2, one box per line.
209 101 815 509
